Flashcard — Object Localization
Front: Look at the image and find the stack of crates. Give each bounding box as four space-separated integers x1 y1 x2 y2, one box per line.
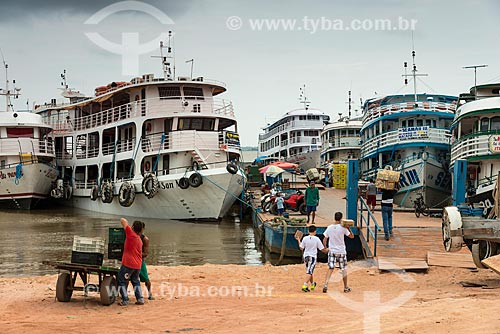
108 228 126 260
332 163 347 189
71 236 105 266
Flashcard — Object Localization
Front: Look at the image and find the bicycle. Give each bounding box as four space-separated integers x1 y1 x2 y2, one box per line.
414 192 430 218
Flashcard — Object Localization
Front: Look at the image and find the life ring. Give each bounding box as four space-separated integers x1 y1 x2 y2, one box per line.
101 181 114 203
189 172 203 188
142 173 159 199
226 163 238 175
145 161 151 172
119 181 136 207
177 177 190 189
64 186 73 201
90 185 99 201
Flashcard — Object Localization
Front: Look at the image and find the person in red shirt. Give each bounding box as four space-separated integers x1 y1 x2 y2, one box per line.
118 218 145 306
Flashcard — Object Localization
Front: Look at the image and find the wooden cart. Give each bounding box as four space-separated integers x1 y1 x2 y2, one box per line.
43 261 120 306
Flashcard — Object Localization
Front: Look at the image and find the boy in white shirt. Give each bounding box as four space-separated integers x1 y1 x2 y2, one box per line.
322 211 355 293
295 225 329 292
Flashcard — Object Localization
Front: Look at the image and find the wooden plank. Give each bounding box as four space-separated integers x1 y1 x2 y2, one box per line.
377 257 428 271
427 251 476 269
450 228 494 237
481 254 500 275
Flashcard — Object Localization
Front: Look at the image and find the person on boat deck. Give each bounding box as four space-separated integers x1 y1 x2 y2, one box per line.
275 193 285 216
139 222 154 300
366 179 377 211
381 184 399 241
305 181 320 224
117 218 145 306
295 224 328 292
322 212 355 293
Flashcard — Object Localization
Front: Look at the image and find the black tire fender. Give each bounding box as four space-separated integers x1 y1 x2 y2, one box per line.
226 163 238 175
119 182 136 207
90 185 99 201
178 177 190 190
189 173 203 188
142 173 159 199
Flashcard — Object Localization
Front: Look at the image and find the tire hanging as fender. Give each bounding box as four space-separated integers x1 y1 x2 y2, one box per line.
90 185 99 201
177 177 190 189
119 181 136 207
188 172 203 188
142 173 159 199
226 163 238 175
101 181 114 203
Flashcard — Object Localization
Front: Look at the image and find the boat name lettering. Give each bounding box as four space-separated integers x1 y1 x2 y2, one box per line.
159 181 175 190
398 126 429 140
0 171 18 179
488 135 500 153
435 171 451 189
398 168 420 187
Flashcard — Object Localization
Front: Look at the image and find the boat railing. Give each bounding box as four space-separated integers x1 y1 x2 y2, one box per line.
0 137 55 157
363 101 456 123
259 120 324 140
48 97 234 133
361 151 442 178
361 128 450 156
325 136 360 148
142 130 235 154
450 133 490 161
358 196 381 257
74 180 97 190
101 138 136 156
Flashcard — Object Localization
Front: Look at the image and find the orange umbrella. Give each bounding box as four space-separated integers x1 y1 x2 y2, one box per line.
270 161 298 169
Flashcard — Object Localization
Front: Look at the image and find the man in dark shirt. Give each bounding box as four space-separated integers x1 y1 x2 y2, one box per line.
118 218 145 306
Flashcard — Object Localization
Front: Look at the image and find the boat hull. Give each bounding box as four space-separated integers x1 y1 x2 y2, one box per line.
63 167 245 220
0 163 58 209
288 150 321 171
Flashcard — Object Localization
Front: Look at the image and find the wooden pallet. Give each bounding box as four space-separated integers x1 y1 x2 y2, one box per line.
377 256 429 271
427 251 476 269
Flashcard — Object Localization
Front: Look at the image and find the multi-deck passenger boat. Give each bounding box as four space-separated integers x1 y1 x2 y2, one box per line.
35 38 245 220
258 87 330 171
359 53 458 208
0 58 58 209
320 114 362 166
450 83 500 215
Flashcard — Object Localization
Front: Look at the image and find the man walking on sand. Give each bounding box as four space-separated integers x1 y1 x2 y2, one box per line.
117 218 145 306
322 212 355 293
295 225 329 292
305 181 320 224
381 186 398 240
139 222 154 300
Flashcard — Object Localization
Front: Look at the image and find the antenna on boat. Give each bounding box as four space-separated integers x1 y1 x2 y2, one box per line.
0 49 20 112
348 90 352 120
463 64 488 100
61 69 68 89
299 84 310 110
402 49 428 107
153 31 174 80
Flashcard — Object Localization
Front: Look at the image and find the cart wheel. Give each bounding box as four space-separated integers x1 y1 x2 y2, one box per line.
100 276 117 306
472 241 497 269
56 273 73 302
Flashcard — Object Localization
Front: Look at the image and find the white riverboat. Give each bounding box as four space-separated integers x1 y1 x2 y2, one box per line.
450 83 500 215
257 87 330 171
359 53 458 208
0 57 58 209
320 115 362 166
35 37 245 220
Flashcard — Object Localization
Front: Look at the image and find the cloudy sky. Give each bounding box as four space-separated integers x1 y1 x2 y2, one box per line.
1 0 499 146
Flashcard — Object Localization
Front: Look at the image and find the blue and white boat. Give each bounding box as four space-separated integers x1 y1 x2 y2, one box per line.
359 52 458 208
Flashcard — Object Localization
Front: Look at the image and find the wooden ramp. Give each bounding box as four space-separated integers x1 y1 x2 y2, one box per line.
377 257 428 271
481 254 500 275
375 227 444 260
427 251 476 269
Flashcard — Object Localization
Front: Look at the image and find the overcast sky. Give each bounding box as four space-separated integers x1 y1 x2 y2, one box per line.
1 0 499 146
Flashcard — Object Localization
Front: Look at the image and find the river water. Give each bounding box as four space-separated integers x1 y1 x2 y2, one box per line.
0 208 264 277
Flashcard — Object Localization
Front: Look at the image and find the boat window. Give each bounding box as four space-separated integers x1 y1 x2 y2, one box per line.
191 118 203 130
6 128 33 138
408 120 414 127
481 118 489 131
76 134 87 159
417 119 423 126
348 129 355 136
183 87 204 100
202 119 214 131
178 118 214 131
64 136 73 158
275 137 279 146
432 120 437 127
491 116 500 130
425 119 431 127
158 86 181 99
401 120 407 127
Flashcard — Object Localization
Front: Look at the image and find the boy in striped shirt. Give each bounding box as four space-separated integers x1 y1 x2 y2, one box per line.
295 225 329 292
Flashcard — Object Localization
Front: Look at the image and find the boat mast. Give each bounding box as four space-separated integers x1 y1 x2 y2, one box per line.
153 31 174 81
463 64 488 100
299 84 310 110
402 50 427 107
0 50 20 112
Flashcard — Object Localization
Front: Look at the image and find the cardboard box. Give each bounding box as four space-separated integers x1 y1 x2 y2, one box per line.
375 179 396 190
341 219 355 228
377 169 400 182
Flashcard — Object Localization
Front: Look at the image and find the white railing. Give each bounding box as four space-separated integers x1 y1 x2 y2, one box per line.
47 96 235 133
363 101 456 124
324 136 360 149
451 134 491 161
259 120 324 140
361 128 451 156
0 137 55 157
101 138 136 156
74 180 97 190
142 131 225 153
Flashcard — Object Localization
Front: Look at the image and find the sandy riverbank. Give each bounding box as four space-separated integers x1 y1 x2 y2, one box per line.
1 263 499 333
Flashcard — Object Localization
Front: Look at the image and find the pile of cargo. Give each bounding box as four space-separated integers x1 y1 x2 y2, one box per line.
376 167 400 190
332 163 347 189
